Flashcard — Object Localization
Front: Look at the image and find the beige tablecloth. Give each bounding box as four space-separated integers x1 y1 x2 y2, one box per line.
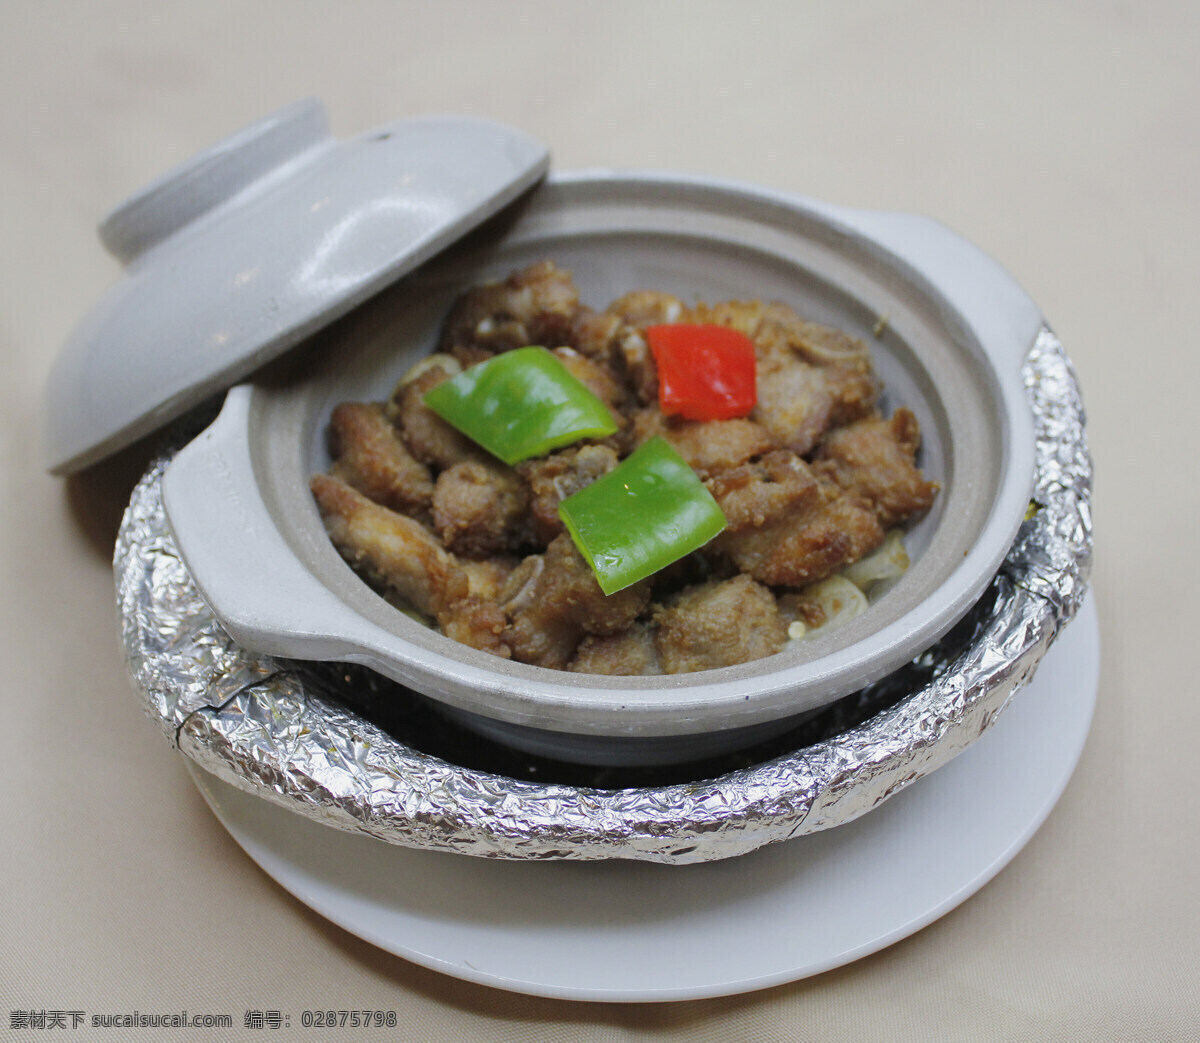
4 2 1197 1038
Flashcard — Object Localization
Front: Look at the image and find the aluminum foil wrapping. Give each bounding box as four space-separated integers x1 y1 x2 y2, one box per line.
115 327 1092 864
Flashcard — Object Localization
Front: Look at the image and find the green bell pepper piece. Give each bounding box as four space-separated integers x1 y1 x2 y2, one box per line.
558 436 727 595
422 347 618 465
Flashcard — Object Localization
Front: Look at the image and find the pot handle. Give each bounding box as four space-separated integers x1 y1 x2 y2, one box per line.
162 385 372 661
811 203 1045 370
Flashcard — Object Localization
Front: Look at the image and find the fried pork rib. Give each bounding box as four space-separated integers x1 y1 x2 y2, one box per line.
327 403 433 522
652 574 788 674
813 409 940 527
387 359 479 470
628 410 776 479
500 535 651 670
439 259 580 365
432 459 528 558
691 299 879 453
519 444 620 545
706 450 886 589
310 473 510 657
312 260 939 675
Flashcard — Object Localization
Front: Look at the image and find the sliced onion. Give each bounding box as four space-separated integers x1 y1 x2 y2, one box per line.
792 575 868 639
841 529 910 593
397 352 462 388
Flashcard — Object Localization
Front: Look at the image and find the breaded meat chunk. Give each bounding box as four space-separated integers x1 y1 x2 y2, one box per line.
569 308 662 405
311 474 509 656
568 623 662 676
386 360 481 470
500 534 650 669
551 346 629 417
519 444 620 546
432 459 529 558
605 289 688 327
653 575 787 673
694 299 877 453
327 402 434 521
629 409 776 479
459 556 518 603
753 305 878 431
715 484 885 589
439 260 581 363
707 452 885 589
568 307 624 363
814 408 940 527
705 450 822 531
753 351 877 455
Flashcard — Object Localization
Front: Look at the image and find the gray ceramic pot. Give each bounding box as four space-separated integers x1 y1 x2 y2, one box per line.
161 172 1040 765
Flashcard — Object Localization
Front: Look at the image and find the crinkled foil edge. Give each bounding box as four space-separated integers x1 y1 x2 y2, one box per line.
115 327 1092 864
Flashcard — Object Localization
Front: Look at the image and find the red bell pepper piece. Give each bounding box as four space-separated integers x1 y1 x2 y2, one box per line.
646 324 757 421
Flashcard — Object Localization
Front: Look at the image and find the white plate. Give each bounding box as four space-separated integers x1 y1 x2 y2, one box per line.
188 597 1098 1003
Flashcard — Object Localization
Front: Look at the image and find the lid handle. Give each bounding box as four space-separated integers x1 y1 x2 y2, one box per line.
98 98 330 264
